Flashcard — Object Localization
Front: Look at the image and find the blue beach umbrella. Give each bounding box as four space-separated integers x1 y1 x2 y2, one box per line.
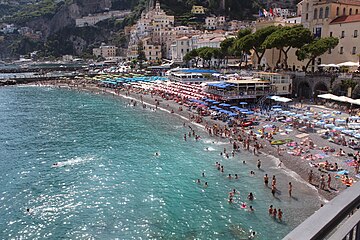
239 102 248 105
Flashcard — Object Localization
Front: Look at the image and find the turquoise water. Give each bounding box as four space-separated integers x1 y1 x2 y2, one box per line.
0 86 322 239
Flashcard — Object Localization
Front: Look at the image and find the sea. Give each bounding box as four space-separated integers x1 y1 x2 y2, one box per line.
0 86 323 240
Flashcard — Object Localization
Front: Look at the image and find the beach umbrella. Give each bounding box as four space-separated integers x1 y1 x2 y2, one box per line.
336 170 349 175
324 123 336 129
272 105 282 108
239 102 248 105
244 111 254 115
273 108 282 112
271 140 286 145
219 103 231 107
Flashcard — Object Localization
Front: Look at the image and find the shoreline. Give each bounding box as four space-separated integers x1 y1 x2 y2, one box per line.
19 80 358 203
33 81 343 202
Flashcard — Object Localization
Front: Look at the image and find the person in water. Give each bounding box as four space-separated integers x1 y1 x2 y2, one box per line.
248 192 254 200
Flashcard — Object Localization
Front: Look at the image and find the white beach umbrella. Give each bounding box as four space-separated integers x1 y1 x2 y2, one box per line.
337 61 360 67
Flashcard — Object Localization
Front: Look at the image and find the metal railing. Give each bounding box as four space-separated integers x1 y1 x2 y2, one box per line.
283 182 360 240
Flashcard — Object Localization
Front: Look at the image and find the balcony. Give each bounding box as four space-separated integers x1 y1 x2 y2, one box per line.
283 182 360 240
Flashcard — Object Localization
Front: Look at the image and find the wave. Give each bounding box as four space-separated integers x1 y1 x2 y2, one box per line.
52 155 97 168
264 153 329 203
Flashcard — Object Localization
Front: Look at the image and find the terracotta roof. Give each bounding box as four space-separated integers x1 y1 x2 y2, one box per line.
330 14 360 24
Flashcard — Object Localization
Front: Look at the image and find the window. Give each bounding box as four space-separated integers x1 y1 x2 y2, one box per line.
356 9 359 14
314 8 318 19
341 31 345 38
330 31 333 37
336 7 339 16
306 13 309 20
340 47 344 54
325 7 329 18
355 30 358 37
306 3 309 11
350 8 353 15
343 8 346 15
352 47 357 55
328 48 331 54
319 8 323 18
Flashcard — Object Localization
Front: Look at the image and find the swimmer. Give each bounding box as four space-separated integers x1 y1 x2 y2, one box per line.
249 205 254 211
278 208 283 221
241 202 247 209
248 192 254 201
204 182 208 187
257 159 261 169
264 174 269 186
52 162 59 167
154 152 160 156
228 174 232 179
202 172 205 177
249 231 256 239
196 179 201 184
235 174 239 179
228 197 233 203
268 205 273 215
243 160 246 164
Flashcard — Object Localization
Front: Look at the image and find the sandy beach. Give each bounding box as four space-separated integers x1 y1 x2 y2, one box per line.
31 79 359 203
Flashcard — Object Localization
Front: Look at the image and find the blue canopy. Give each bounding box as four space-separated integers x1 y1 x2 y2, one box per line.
239 102 248 105
272 105 282 108
219 103 231 107
212 101 220 105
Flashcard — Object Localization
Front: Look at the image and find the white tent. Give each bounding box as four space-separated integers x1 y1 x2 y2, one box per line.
268 95 292 103
318 93 339 100
318 64 339 68
337 61 360 67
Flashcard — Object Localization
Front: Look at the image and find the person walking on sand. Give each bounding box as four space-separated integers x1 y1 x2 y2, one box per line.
288 182 293 197
320 175 326 190
257 159 261 169
327 174 331 189
308 170 313 184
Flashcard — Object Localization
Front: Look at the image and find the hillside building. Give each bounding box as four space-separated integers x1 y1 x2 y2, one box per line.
93 44 118 58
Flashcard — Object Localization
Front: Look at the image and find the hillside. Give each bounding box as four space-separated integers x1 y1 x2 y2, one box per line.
0 0 290 60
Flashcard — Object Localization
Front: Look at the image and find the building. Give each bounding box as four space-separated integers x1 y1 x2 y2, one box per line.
205 78 272 101
76 10 130 27
298 0 360 67
170 32 233 64
191 5 205 14
93 44 118 58
205 16 226 30
253 72 293 96
127 1 175 59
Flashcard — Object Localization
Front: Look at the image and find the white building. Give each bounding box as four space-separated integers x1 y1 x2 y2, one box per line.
127 1 175 59
76 10 130 27
205 16 226 30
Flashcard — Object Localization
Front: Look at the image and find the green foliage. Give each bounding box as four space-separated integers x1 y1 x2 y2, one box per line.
7 0 67 24
296 37 339 72
137 40 146 68
263 25 313 68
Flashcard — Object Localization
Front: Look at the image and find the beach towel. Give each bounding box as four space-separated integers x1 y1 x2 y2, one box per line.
345 160 357 167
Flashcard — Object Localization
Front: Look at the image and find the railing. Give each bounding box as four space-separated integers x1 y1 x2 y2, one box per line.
283 182 360 240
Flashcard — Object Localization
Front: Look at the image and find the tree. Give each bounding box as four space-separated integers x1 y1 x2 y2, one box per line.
212 48 225 69
240 26 278 69
198 47 214 68
220 37 235 67
137 40 146 69
341 79 357 97
263 25 313 69
184 48 200 67
296 37 339 72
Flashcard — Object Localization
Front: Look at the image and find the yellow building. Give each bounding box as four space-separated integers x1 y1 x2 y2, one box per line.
191 5 205 14
93 44 118 58
298 0 360 67
255 0 360 70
